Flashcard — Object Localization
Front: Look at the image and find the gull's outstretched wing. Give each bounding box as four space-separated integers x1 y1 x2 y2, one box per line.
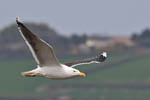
65 52 107 67
16 17 60 67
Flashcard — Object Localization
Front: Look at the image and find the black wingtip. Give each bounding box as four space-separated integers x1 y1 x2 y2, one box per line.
16 17 22 25
16 17 19 23
96 52 107 62
16 17 25 28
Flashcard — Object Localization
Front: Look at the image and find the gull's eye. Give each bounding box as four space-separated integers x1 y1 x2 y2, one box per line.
73 70 76 72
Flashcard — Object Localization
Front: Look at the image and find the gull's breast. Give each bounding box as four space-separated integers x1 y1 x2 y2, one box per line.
40 67 72 79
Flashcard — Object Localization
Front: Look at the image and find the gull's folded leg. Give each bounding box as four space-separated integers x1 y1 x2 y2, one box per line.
21 72 37 77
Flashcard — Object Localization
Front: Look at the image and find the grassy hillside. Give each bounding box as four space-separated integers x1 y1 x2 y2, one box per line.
0 53 150 100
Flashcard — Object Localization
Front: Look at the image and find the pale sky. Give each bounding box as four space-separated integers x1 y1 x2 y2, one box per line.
0 0 150 36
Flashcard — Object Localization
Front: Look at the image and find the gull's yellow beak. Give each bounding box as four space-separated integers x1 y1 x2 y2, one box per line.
78 72 86 77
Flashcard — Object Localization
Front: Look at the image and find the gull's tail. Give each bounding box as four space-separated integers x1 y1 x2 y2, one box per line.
21 71 36 77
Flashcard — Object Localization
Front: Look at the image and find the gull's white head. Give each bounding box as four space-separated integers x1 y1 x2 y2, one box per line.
63 66 86 78
71 68 86 77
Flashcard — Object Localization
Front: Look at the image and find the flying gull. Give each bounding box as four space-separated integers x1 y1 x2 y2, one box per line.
16 17 107 79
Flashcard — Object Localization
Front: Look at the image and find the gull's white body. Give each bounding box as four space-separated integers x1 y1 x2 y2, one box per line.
24 64 80 79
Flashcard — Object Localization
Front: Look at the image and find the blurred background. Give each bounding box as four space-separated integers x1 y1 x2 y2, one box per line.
0 0 150 100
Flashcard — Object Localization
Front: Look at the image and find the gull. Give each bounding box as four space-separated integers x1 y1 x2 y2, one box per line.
16 17 107 79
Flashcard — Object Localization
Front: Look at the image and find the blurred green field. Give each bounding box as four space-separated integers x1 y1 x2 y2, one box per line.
0 53 150 100
69 88 150 100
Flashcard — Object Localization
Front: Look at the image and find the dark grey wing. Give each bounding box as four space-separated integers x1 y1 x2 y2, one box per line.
16 17 60 67
65 52 107 67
